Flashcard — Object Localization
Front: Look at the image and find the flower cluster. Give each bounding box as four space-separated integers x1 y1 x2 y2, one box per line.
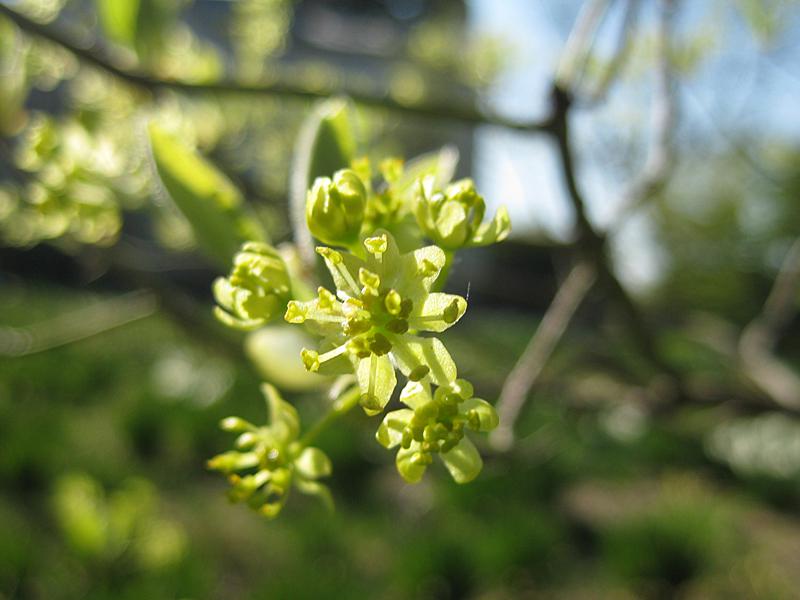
285 230 465 416
207 384 332 518
415 175 510 249
210 152 510 515
213 242 291 330
377 379 499 483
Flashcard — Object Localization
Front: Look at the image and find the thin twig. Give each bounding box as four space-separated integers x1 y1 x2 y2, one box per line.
584 0 640 105
491 262 597 451
496 0 686 447
757 238 800 346
556 0 613 93
612 0 677 227
739 238 800 410
552 0 683 386
0 4 554 135
0 290 157 357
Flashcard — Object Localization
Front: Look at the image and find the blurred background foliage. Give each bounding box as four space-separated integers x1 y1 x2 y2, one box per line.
2 0 800 598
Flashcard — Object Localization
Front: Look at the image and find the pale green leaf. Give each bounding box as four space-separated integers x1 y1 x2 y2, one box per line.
148 123 266 266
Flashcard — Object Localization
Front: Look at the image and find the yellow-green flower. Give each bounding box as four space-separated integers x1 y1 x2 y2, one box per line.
284 230 467 415
207 384 332 518
414 175 510 249
213 242 291 330
376 378 499 483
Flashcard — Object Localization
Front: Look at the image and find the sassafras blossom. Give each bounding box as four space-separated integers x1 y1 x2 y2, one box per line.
284 230 466 415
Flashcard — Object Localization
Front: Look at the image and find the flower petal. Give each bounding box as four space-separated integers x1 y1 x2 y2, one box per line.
294 447 332 479
376 408 414 448
396 445 428 483
408 293 467 332
390 335 456 386
293 478 334 512
398 380 432 409
440 437 483 484
396 245 446 300
356 353 397 415
434 200 469 247
469 205 511 247
460 398 499 432
316 247 366 297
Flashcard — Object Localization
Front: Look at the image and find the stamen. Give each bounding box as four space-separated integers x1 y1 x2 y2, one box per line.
318 343 348 363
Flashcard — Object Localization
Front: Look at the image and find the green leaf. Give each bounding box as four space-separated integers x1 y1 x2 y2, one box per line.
96 0 140 48
148 123 266 266
441 437 483 484
294 447 332 480
290 98 356 262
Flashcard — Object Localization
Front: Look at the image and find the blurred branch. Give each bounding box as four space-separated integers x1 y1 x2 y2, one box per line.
556 0 612 92
551 84 681 390
0 4 554 134
611 0 678 228
0 290 156 357
497 0 687 446
491 261 597 451
739 238 800 411
751 238 800 348
682 82 786 190
585 0 640 105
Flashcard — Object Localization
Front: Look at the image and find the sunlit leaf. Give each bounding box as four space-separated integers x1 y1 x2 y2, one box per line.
148 123 266 266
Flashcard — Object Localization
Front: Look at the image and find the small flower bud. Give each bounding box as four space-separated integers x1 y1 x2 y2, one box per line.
306 169 367 246
414 175 510 249
214 242 292 330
